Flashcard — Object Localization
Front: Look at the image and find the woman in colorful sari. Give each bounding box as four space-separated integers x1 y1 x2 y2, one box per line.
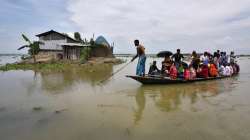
131 40 146 76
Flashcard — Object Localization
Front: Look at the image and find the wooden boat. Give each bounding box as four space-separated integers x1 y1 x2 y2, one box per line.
126 75 237 85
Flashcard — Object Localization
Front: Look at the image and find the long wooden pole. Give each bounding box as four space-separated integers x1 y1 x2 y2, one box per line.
99 61 132 84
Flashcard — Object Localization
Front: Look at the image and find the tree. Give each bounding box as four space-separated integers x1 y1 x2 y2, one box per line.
74 32 82 42
18 34 43 63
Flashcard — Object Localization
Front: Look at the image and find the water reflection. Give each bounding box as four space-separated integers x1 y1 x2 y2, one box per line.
133 77 238 124
38 64 114 94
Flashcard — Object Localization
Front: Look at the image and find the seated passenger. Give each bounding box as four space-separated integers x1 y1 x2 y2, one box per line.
225 64 232 76
213 52 220 69
148 61 160 75
209 63 218 77
177 63 184 79
169 63 177 79
161 56 173 74
184 68 191 80
219 65 226 76
220 52 228 66
197 64 209 78
200 52 209 66
189 66 197 80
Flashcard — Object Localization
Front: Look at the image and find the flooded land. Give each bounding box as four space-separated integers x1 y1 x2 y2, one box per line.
1 56 250 140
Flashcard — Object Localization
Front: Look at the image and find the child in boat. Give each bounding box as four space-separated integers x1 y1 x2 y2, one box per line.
197 64 209 78
148 61 160 75
189 66 196 80
169 63 177 79
177 63 184 79
209 63 218 77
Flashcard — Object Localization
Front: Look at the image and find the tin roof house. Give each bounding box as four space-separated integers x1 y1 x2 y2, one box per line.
36 30 87 60
35 30 114 61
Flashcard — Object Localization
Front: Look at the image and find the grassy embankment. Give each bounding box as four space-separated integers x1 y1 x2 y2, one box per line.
0 58 125 72
0 63 66 71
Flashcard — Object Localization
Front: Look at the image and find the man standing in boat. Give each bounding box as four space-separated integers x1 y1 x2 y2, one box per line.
171 49 184 69
131 40 146 76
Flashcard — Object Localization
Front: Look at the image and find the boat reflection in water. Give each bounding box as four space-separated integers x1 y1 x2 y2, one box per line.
132 77 239 124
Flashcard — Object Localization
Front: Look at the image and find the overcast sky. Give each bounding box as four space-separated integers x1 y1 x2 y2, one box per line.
1 0 250 54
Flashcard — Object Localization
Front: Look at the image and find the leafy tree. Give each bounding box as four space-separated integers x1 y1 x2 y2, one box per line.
18 34 43 63
74 32 82 42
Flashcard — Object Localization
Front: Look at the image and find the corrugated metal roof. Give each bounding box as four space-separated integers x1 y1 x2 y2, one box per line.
36 30 79 43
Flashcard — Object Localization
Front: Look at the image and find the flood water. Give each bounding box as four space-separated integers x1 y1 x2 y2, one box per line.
1 56 250 140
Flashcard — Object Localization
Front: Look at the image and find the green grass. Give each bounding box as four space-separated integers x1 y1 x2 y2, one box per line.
0 63 66 71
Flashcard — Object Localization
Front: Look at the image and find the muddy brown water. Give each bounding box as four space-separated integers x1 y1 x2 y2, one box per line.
0 57 250 140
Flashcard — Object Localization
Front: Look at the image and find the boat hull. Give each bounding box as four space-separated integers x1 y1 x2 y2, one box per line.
126 75 236 85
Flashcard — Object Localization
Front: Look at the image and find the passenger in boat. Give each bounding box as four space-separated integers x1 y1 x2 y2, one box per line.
200 52 209 66
219 65 226 76
197 64 209 78
131 40 146 76
148 61 160 75
190 51 200 70
220 52 228 66
230 51 236 64
184 67 191 80
225 52 229 64
161 55 173 75
189 66 197 80
216 50 221 58
169 63 177 79
225 64 232 76
209 63 218 77
177 63 185 79
171 49 184 69
213 52 220 69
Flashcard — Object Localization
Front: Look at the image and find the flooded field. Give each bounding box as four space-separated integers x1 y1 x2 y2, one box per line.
1 56 250 140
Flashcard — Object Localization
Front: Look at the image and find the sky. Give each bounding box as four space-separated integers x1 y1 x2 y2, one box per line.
1 0 250 54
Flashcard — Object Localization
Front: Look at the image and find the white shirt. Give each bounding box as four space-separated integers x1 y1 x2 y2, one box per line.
225 66 231 76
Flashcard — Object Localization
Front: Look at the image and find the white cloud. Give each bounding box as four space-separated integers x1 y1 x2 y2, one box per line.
67 0 250 54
